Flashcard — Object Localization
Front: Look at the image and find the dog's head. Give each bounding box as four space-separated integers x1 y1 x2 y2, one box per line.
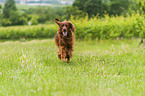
54 18 75 37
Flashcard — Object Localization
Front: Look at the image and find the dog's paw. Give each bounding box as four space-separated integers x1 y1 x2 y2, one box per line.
61 58 66 62
62 59 65 62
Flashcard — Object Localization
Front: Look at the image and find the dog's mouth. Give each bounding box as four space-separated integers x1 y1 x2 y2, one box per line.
63 32 67 37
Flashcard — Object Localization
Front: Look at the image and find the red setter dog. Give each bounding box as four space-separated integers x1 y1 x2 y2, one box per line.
54 18 75 62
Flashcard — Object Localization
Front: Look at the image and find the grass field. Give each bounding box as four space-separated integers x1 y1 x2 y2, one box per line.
16 4 66 11
0 39 145 96
16 4 38 10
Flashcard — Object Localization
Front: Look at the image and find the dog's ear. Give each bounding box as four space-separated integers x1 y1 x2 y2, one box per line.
54 18 61 26
69 22 75 32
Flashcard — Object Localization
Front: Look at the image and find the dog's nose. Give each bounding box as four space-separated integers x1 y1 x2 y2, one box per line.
63 29 66 32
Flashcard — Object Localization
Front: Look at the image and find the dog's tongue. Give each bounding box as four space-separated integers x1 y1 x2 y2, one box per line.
63 32 67 36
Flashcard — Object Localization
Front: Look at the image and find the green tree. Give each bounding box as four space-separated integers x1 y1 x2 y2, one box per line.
109 0 129 15
9 11 27 25
0 5 2 26
65 6 85 19
73 0 137 17
3 0 17 18
73 0 108 17
137 0 145 12
25 6 66 23
2 0 28 26
30 15 39 25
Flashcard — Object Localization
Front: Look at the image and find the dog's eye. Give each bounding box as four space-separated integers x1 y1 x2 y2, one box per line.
66 25 68 27
62 25 64 27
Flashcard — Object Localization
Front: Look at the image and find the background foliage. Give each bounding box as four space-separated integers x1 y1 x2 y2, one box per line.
0 0 141 26
0 0 145 40
0 13 144 40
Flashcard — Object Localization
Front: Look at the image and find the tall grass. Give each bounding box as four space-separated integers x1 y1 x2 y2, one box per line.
0 13 145 40
0 39 145 96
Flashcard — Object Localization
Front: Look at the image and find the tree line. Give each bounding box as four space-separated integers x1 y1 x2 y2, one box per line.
0 0 144 26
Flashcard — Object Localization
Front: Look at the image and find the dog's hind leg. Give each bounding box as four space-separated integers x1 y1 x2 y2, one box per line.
60 46 66 62
66 50 72 63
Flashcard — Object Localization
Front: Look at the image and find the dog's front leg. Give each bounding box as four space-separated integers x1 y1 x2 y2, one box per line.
66 48 72 63
60 46 66 62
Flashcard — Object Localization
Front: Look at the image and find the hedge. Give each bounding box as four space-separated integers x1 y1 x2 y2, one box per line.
0 13 145 40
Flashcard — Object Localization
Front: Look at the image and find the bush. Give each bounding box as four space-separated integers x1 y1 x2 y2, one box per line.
30 16 39 25
0 24 57 40
0 13 145 40
72 13 145 40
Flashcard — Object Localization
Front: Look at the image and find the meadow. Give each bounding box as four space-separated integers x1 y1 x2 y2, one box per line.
0 39 145 96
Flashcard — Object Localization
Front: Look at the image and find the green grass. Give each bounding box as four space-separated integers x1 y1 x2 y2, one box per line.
0 39 145 96
16 4 66 11
16 4 38 10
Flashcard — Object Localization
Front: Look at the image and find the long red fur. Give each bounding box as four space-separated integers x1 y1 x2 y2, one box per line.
54 18 75 62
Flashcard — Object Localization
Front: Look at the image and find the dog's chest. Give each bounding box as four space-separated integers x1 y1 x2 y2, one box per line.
60 37 73 46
